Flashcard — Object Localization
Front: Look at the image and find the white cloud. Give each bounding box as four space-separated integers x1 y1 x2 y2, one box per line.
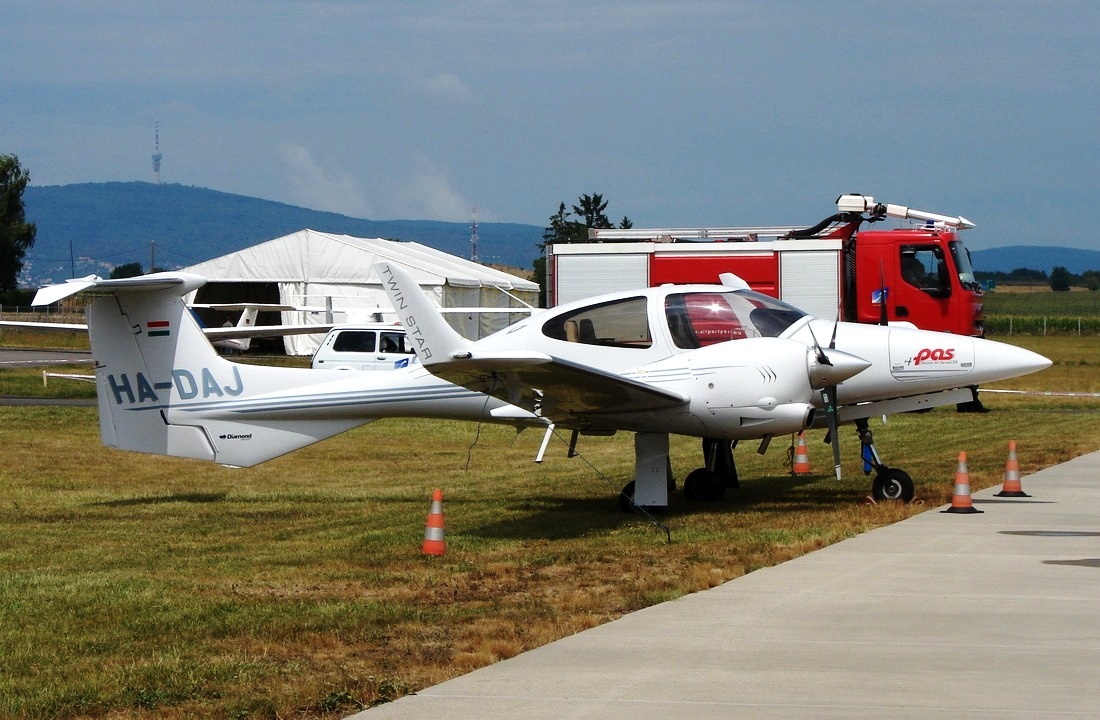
391 157 471 222
277 144 371 217
421 74 474 105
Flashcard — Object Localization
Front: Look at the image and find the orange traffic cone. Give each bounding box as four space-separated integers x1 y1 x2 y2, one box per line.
422 488 447 556
994 440 1030 497
791 432 812 475
942 452 983 514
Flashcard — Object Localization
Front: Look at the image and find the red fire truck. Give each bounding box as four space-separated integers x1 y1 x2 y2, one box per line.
548 194 984 337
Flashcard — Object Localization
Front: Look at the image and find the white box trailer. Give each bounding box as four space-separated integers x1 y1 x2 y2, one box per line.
549 237 844 320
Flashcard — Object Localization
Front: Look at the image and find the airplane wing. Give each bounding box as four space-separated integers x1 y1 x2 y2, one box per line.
3 317 332 341
432 352 688 420
0 320 88 332
375 260 686 422
199 324 334 341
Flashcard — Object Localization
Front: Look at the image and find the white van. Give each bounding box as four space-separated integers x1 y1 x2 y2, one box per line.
310 324 416 371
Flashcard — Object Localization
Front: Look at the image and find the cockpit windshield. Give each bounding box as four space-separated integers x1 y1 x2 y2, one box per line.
665 290 806 349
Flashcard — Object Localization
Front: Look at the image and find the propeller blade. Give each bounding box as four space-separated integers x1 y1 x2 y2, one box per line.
822 385 842 480
806 323 830 366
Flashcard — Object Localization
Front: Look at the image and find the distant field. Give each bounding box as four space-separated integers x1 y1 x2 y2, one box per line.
983 288 1100 317
0 335 1097 717
982 288 1100 335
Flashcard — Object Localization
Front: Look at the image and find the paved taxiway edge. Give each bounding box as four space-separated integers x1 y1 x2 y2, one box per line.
352 450 1100 719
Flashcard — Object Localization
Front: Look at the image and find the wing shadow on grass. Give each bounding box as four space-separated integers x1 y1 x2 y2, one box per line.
90 492 227 507
468 473 844 540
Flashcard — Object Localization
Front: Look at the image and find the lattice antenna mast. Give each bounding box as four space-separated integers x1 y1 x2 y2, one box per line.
152 120 163 184
470 206 480 263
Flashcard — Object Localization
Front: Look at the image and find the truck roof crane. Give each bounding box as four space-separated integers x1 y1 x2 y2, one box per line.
836 193 975 231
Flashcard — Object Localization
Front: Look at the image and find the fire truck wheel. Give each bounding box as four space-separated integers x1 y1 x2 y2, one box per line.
872 468 915 502
683 468 725 502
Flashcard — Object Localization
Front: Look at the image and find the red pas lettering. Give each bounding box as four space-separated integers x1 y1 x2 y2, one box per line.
914 348 956 365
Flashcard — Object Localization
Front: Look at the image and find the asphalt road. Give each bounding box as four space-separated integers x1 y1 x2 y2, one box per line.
0 348 96 406
0 348 93 366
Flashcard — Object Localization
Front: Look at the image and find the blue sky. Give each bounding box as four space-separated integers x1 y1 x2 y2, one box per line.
2 1 1096 250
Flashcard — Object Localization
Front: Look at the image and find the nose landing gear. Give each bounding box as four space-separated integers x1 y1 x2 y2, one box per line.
858 419 915 502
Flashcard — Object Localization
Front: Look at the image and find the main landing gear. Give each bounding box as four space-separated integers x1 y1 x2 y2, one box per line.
856 418 915 502
617 425 917 513
682 438 739 502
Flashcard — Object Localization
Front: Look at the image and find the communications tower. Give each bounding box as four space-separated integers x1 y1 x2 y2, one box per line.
151 120 163 184
469 206 480 262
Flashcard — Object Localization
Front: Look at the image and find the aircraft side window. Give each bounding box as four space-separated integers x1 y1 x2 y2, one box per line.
543 297 652 348
333 330 375 353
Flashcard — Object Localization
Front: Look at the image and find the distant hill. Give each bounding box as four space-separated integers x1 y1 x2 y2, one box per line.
20 182 545 286
20 183 1098 287
970 245 1100 275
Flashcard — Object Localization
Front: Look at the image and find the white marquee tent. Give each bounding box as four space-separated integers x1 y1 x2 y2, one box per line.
182 229 539 355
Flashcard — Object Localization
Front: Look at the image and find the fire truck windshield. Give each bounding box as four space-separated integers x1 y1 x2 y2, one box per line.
665 290 806 349
949 241 981 291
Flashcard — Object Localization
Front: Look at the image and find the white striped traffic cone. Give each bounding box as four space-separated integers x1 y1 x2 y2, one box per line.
943 452 983 514
422 488 447 555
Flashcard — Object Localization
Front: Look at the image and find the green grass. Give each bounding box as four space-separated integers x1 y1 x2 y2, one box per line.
0 338 1097 717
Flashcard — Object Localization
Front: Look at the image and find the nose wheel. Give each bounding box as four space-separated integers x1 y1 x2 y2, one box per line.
859 420 915 502
871 467 915 502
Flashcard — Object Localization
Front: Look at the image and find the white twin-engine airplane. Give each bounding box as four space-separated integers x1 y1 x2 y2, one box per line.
30 264 1049 510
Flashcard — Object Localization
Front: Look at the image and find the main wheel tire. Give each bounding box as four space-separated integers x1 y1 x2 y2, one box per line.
619 481 638 513
872 468 915 502
618 481 666 514
683 468 725 502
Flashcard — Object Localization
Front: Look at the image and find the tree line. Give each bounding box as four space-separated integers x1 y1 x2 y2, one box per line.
975 267 1100 292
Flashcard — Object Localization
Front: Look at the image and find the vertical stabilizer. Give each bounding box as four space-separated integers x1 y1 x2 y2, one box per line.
376 261 470 365
35 273 375 466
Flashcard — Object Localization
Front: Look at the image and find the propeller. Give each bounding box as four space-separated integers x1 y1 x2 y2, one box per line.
805 321 868 480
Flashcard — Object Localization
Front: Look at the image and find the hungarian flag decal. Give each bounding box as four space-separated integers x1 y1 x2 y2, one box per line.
147 320 171 337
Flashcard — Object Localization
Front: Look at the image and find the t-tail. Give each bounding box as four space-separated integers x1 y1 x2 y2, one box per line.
32 273 373 467
376 261 470 366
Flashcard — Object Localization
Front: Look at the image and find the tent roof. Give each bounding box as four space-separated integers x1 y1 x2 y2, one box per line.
182 229 538 291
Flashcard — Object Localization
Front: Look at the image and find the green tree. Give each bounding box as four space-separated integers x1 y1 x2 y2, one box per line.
110 262 145 279
1049 266 1073 292
541 202 586 247
572 193 612 230
0 155 37 291
536 195 628 306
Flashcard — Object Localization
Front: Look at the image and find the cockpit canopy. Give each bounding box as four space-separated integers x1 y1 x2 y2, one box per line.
542 289 807 350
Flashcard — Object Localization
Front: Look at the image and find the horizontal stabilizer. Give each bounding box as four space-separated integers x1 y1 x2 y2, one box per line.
33 272 207 306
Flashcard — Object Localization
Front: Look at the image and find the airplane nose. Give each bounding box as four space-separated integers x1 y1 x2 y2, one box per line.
807 348 871 389
974 339 1052 382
